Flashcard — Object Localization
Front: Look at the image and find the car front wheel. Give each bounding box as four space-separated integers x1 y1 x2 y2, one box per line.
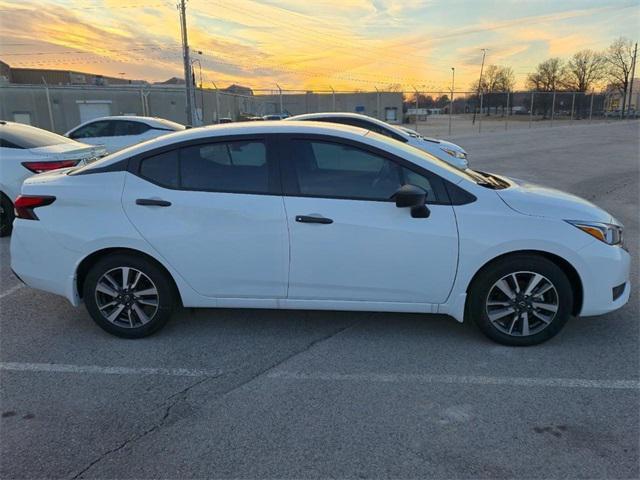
467 255 573 346
83 253 177 338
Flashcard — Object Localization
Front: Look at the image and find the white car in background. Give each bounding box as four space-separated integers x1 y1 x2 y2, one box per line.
286 112 469 169
10 122 629 345
65 116 185 154
0 121 106 236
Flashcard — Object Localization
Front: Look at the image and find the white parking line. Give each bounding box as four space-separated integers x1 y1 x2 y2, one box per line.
3 362 638 390
0 284 24 300
0 362 224 378
267 371 640 390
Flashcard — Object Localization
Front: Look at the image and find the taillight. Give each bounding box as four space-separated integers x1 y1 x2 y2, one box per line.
14 195 56 220
21 160 79 173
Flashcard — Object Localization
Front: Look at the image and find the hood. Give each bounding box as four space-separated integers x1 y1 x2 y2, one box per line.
497 177 614 223
29 142 107 161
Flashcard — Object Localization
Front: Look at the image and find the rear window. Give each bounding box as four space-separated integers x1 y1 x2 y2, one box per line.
0 123 76 149
113 121 151 136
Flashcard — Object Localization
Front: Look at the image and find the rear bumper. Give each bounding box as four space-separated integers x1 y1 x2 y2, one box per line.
578 240 631 317
10 220 80 306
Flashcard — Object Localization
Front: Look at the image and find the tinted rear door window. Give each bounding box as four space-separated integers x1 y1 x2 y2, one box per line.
139 150 179 188
180 141 269 193
70 121 113 139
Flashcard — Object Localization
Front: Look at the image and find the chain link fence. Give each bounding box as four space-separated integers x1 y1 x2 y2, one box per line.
0 84 634 137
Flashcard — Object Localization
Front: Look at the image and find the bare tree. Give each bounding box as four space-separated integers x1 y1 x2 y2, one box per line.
475 65 515 115
565 50 606 92
526 58 568 117
526 58 567 91
606 37 635 116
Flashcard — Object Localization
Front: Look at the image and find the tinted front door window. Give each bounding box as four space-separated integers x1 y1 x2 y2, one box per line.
290 140 435 201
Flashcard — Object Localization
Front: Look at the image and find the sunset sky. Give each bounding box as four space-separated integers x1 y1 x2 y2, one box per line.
0 0 638 92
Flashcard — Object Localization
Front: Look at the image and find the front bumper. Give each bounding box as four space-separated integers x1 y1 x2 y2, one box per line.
577 239 631 317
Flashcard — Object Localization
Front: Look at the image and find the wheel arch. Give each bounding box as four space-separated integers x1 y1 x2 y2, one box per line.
76 247 183 306
465 250 583 316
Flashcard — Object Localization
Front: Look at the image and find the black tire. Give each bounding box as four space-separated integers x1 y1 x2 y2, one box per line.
467 254 573 346
83 253 177 338
0 194 14 237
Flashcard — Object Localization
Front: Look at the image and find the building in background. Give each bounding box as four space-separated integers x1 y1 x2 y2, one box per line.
0 59 147 86
605 78 640 114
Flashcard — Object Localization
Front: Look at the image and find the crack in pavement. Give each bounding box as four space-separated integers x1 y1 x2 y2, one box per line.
68 321 357 479
216 321 357 400
69 376 214 479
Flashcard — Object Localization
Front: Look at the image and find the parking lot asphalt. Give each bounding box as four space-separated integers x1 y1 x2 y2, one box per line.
1 121 638 479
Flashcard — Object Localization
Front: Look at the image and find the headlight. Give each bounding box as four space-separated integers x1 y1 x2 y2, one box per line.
566 220 624 246
440 147 467 160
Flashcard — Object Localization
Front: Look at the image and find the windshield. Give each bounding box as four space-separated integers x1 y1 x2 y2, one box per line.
0 122 77 149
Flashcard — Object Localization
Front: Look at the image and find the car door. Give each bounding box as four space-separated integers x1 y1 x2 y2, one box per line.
68 120 116 152
122 135 289 299
280 135 458 304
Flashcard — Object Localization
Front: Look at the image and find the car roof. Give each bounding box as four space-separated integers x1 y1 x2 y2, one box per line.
66 116 185 134
78 121 467 185
106 121 368 155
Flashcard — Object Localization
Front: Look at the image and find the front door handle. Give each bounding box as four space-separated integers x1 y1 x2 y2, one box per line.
136 198 172 207
295 215 333 224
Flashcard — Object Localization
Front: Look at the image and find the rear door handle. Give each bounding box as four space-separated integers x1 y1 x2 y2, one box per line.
136 198 172 207
295 215 333 224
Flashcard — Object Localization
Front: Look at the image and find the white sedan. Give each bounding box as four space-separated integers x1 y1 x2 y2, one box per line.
0 121 105 236
65 116 185 154
286 112 469 169
11 122 630 345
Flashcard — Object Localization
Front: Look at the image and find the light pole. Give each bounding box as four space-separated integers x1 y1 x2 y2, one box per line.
412 85 419 132
330 85 336 111
276 83 283 114
472 48 487 125
211 80 221 123
449 67 455 136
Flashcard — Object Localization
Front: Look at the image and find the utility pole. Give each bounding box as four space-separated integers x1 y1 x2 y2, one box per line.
179 0 195 126
627 42 637 115
472 48 487 125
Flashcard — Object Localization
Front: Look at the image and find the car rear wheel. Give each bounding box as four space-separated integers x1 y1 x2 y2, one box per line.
83 253 176 338
467 255 573 346
0 194 14 237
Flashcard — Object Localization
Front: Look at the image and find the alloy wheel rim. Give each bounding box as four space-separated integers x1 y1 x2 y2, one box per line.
485 271 559 337
95 267 159 328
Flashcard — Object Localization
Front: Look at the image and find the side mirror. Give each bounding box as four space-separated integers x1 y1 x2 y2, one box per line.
392 184 430 218
394 184 425 207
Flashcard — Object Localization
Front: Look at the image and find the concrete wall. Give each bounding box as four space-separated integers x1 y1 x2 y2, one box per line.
0 85 405 133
